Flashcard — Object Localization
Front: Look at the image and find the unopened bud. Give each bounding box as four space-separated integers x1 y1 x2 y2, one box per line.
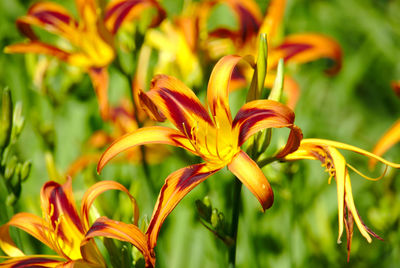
211 208 219 229
11 102 24 141
0 88 13 148
19 160 31 182
4 155 17 180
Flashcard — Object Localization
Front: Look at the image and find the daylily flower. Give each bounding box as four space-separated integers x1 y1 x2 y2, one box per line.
0 177 144 267
201 0 342 108
98 55 303 248
5 0 165 119
283 139 400 260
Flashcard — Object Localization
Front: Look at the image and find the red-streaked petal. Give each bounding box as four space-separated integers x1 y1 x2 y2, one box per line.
0 256 64 267
142 74 213 137
4 41 70 62
391 81 400 98
269 33 342 74
209 0 262 46
147 164 218 249
369 120 400 168
105 0 166 34
259 0 286 41
0 213 52 256
88 67 110 120
275 125 303 158
83 216 155 267
228 150 273 211
80 181 139 231
40 178 85 258
207 55 252 123
232 99 296 146
16 2 76 40
97 126 194 173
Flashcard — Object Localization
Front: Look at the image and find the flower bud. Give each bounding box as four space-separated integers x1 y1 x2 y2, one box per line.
0 88 13 148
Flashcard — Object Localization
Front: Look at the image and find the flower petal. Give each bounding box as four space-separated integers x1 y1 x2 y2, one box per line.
302 139 400 169
275 125 303 158
4 41 70 62
80 181 139 231
141 74 213 137
228 150 274 211
0 256 64 267
232 99 296 145
88 67 110 120
97 126 194 173
370 120 400 168
105 0 166 34
0 213 52 257
16 2 76 40
66 153 101 178
147 164 218 249
40 178 85 259
269 33 342 74
259 0 287 41
207 55 252 124
83 216 155 267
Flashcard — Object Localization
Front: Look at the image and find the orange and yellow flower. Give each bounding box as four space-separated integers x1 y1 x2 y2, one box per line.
283 139 400 260
0 177 153 267
5 0 165 119
97 55 303 249
201 0 342 108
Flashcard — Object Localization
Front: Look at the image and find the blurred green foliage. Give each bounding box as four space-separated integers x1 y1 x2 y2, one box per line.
0 0 399 267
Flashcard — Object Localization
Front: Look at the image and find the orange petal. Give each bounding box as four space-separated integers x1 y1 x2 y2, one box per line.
0 213 52 256
16 2 76 40
105 0 166 34
83 216 155 267
80 180 139 231
97 126 194 173
228 150 274 211
88 67 110 120
143 74 214 137
40 178 85 258
232 99 296 145
147 164 218 249
259 0 287 41
370 120 400 168
275 125 303 158
207 55 252 123
4 41 70 62
269 33 342 74
0 256 64 267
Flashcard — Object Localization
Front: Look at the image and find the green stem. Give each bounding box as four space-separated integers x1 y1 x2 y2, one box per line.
228 178 242 268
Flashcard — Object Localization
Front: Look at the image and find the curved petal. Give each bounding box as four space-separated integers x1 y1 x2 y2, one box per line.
141 74 213 138
0 213 52 257
275 125 303 158
16 2 76 40
269 33 342 74
80 181 139 231
228 150 273 211
370 120 400 168
83 216 155 267
259 0 287 41
88 67 110 120
40 178 85 260
302 139 400 169
0 256 64 267
327 147 347 244
97 126 194 173
147 164 218 249
232 99 296 145
4 41 70 62
105 0 166 34
207 55 252 124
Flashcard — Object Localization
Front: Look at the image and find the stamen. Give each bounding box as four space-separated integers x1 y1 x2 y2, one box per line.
347 163 388 181
182 122 208 160
214 116 222 160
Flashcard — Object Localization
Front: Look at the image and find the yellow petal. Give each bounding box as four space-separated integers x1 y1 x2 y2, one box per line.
370 120 400 168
